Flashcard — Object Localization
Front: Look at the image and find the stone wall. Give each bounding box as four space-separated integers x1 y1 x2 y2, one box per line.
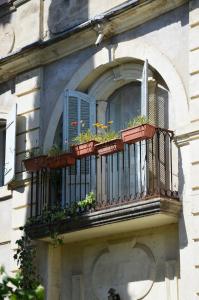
0 2 198 300
0 67 43 273
39 225 179 300
0 0 41 56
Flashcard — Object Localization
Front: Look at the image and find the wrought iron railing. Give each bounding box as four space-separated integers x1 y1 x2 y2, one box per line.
30 128 178 218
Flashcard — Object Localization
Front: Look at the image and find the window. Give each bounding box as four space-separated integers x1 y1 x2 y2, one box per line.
0 105 16 187
52 60 170 205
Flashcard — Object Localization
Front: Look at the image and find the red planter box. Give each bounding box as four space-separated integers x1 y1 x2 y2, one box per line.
23 155 47 172
121 124 156 144
94 139 124 156
71 141 98 158
46 153 75 169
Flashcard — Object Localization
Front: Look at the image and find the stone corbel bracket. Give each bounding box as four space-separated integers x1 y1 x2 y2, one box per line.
93 19 114 45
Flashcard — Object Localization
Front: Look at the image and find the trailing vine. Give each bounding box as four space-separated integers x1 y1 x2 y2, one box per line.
14 228 38 290
3 192 96 299
0 224 44 299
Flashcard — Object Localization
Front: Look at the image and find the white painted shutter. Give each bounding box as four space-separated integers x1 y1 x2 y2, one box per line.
4 104 17 185
141 59 148 117
63 90 96 149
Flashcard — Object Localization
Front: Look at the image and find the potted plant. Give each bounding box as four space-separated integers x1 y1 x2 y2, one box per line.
71 129 98 158
77 191 96 213
121 115 156 144
23 148 47 172
94 121 124 156
46 145 75 169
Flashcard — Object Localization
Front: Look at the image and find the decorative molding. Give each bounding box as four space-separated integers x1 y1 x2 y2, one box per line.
174 126 199 147
43 40 188 151
0 0 187 82
92 242 156 300
0 24 15 57
88 63 153 100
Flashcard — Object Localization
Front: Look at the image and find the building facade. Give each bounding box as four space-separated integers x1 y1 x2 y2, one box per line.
0 0 198 299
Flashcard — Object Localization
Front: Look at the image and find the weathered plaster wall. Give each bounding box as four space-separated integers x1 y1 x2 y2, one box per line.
44 0 128 38
51 225 179 300
41 4 189 143
0 4 194 300
0 67 43 273
181 1 199 299
0 0 41 57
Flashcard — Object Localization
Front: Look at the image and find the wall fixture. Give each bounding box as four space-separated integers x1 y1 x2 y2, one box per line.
108 288 120 300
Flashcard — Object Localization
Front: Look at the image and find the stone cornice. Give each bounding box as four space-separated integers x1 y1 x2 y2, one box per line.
174 123 199 147
0 0 187 83
0 0 30 18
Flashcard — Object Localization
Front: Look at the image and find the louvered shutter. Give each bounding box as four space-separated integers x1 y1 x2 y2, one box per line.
63 90 96 149
4 104 17 185
63 90 96 203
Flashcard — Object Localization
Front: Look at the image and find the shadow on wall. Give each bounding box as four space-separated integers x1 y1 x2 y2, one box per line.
47 0 89 37
0 1 12 25
0 1 14 58
14 70 49 288
178 148 188 250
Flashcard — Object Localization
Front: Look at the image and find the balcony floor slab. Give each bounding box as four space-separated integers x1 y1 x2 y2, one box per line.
27 197 181 243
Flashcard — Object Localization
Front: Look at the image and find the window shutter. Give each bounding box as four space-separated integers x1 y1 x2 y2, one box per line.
4 104 17 185
63 90 96 149
141 59 148 117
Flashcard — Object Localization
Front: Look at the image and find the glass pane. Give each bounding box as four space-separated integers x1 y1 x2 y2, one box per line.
106 82 141 131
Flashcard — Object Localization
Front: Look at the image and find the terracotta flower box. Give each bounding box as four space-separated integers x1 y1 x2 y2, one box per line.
23 155 47 172
46 153 75 169
71 140 98 158
94 139 124 156
121 124 156 144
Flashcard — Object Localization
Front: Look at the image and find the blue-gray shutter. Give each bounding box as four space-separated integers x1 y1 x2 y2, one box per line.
63 90 96 150
63 90 96 202
4 104 17 185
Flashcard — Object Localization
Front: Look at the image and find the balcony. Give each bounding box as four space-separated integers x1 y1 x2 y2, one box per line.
27 128 181 241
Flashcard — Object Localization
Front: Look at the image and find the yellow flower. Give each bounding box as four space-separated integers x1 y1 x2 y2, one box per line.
101 125 108 129
93 122 101 127
108 121 113 124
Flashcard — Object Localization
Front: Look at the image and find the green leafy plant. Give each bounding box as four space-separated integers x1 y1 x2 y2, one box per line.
11 192 96 299
25 148 43 159
72 121 119 145
77 192 95 208
0 266 44 300
127 115 149 128
72 129 96 144
95 131 119 143
93 121 119 143
27 207 66 247
47 144 63 157
14 228 40 291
